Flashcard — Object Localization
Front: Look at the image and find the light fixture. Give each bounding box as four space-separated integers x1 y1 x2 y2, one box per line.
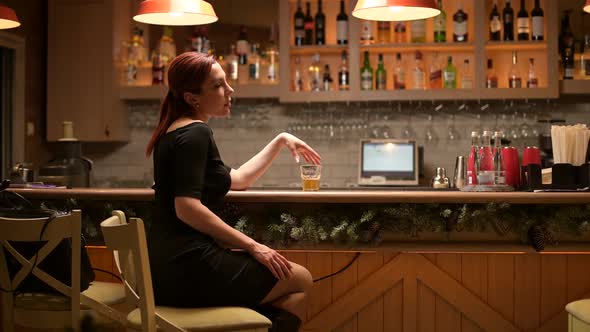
0 4 20 29
584 0 590 13
353 0 440 21
133 0 218 26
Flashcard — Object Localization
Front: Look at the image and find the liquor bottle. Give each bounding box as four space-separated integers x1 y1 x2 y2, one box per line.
489 0 501 41
336 0 348 45
493 131 506 185
412 51 426 89
410 19 426 43
151 51 164 85
517 0 529 41
393 53 406 90
434 0 446 43
582 35 590 79
186 26 208 53
304 2 314 45
125 27 144 85
503 0 514 41
159 26 176 65
248 43 260 81
377 21 391 44
338 50 350 91
322 64 333 91
266 24 279 84
429 52 443 89
527 58 538 87
563 48 574 80
460 59 473 89
485 59 498 88
467 131 480 185
294 0 305 46
531 0 544 41
236 25 249 65
361 51 373 91
226 44 239 82
477 130 495 185
315 0 325 45
453 2 468 42
508 51 522 88
443 56 457 88
361 21 374 45
308 53 321 91
559 11 574 60
376 53 387 90
293 56 304 91
394 22 407 43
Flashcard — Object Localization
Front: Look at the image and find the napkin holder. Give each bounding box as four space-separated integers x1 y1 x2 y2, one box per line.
521 163 589 191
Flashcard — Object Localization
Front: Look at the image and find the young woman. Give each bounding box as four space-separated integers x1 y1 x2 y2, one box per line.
145 52 321 331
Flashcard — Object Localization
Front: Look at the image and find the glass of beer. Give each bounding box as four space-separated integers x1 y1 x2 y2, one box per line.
300 165 321 191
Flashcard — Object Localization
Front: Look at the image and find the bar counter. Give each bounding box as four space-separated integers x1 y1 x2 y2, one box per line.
8 187 590 204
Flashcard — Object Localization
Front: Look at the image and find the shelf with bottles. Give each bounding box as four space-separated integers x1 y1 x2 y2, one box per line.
486 0 547 44
560 79 590 95
360 42 475 53
290 0 350 48
485 41 547 51
289 44 348 56
119 82 280 101
484 50 548 89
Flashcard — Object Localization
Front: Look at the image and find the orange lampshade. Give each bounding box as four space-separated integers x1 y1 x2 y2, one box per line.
584 0 590 13
0 4 20 29
133 0 217 26
353 0 440 21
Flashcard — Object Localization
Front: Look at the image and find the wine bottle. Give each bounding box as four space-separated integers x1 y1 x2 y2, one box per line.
453 2 468 42
489 0 501 41
376 54 387 90
336 0 348 45
338 50 349 90
294 0 305 46
361 51 373 90
434 0 446 43
517 0 529 41
531 0 544 41
315 0 325 45
304 2 314 45
503 0 514 41
443 56 457 89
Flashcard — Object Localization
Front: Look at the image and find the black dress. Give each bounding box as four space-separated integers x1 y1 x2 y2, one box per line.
149 122 277 308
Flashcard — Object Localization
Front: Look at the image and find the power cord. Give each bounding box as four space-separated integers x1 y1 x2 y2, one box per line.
313 252 361 283
91 268 123 282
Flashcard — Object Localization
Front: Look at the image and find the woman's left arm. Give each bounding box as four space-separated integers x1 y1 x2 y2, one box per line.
230 132 321 190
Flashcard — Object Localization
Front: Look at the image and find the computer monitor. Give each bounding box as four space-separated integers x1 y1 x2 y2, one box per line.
358 139 419 186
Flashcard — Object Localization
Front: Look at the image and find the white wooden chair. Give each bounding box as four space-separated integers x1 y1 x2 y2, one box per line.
0 209 128 332
100 211 271 332
567 299 590 332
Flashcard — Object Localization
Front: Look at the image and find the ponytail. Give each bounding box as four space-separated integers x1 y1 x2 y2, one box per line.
145 91 174 157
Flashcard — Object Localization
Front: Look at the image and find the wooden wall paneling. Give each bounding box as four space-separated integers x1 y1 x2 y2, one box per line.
332 253 359 332
514 254 541 331
461 254 488 332
417 254 436 332
383 251 403 332
434 254 462 332
307 252 333 322
540 254 568 324
403 254 417 332
487 254 515 323
567 255 590 303
357 252 384 332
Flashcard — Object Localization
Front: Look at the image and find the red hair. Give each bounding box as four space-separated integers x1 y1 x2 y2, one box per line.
145 52 216 157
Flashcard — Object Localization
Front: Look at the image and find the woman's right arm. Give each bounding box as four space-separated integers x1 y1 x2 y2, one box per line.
175 196 292 280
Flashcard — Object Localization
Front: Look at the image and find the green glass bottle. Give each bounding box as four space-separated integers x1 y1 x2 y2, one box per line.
376 53 387 90
434 0 447 42
361 51 373 90
443 56 457 88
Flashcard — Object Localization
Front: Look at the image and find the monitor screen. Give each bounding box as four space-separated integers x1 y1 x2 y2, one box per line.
359 140 418 185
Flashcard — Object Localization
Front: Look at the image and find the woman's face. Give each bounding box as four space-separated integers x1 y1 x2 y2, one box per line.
196 62 234 120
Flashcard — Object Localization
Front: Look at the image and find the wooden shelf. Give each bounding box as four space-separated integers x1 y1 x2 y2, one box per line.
120 83 280 100
560 80 590 95
479 87 558 100
280 90 353 103
289 44 348 56
360 42 475 53
485 41 548 51
358 89 478 101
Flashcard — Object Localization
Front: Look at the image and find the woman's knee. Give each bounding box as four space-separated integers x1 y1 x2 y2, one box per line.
290 263 313 293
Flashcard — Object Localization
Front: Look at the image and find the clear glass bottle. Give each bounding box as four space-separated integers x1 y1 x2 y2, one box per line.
322 64 333 91
412 51 425 89
308 53 321 92
226 44 239 82
443 56 457 89
434 0 446 43
393 53 406 90
509 51 522 88
527 58 538 88
338 50 350 91
248 43 260 81
486 59 498 88
361 51 373 90
477 130 495 185
266 25 279 84
493 131 506 185
376 53 387 90
293 56 304 92
361 20 374 45
410 19 426 43
429 52 443 89
236 25 249 65
460 58 473 89
377 21 391 44
467 131 480 185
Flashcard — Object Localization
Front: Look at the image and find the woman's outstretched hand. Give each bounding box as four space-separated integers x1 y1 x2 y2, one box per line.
248 243 293 280
280 133 322 165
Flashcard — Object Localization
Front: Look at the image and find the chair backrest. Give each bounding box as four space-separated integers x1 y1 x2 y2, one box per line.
100 213 158 332
0 209 82 331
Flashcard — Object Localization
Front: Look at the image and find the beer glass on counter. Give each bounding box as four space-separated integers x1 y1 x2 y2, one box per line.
300 165 321 191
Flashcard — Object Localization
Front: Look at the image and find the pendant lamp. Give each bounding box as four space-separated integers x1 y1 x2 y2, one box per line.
584 0 590 13
353 0 440 21
134 0 218 26
0 4 20 29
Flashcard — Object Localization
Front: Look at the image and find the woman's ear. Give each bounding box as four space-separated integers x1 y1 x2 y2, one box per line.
183 92 200 107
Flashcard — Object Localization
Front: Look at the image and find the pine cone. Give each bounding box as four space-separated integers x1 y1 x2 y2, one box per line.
369 221 381 234
372 229 385 244
360 230 372 242
528 225 546 252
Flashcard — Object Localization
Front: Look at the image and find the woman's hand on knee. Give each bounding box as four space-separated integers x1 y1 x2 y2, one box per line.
248 243 292 280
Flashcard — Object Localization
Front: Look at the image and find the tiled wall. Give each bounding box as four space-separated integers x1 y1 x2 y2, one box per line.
85 97 590 188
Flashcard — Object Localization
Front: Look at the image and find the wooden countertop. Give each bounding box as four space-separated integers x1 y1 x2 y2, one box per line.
8 187 590 204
